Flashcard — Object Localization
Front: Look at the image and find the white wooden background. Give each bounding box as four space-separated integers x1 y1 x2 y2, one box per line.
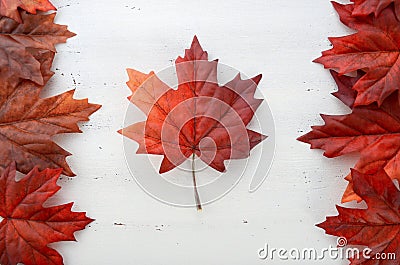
45 0 356 264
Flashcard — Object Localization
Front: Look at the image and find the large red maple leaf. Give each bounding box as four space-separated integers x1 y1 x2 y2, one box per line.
298 71 400 202
318 169 399 265
119 36 266 209
0 50 100 176
120 36 266 173
314 2 400 106
0 163 93 265
0 0 56 23
351 0 400 19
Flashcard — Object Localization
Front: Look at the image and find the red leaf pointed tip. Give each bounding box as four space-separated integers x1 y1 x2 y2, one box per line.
192 35 200 47
331 1 346 11
252 74 262 84
63 168 75 177
315 220 326 230
190 35 204 53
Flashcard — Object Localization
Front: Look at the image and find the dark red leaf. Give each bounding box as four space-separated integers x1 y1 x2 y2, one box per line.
314 2 400 106
351 0 400 19
317 169 400 264
0 163 93 265
0 50 101 176
299 71 400 202
0 11 75 84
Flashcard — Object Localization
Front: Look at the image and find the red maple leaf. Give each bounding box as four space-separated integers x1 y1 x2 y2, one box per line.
317 169 400 264
298 71 400 202
0 0 56 23
119 36 266 209
314 2 400 106
0 50 101 176
351 0 400 19
0 163 93 265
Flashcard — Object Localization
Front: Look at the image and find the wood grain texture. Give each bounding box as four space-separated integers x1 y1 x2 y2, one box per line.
48 0 351 264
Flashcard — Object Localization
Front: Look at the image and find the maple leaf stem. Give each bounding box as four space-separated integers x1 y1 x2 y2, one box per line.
191 153 202 211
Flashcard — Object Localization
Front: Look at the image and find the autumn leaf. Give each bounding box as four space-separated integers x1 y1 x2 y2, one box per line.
0 163 93 265
119 36 266 209
0 49 101 176
0 11 75 85
330 70 360 109
314 2 400 106
298 70 400 202
0 0 55 22
351 0 400 19
317 169 400 265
